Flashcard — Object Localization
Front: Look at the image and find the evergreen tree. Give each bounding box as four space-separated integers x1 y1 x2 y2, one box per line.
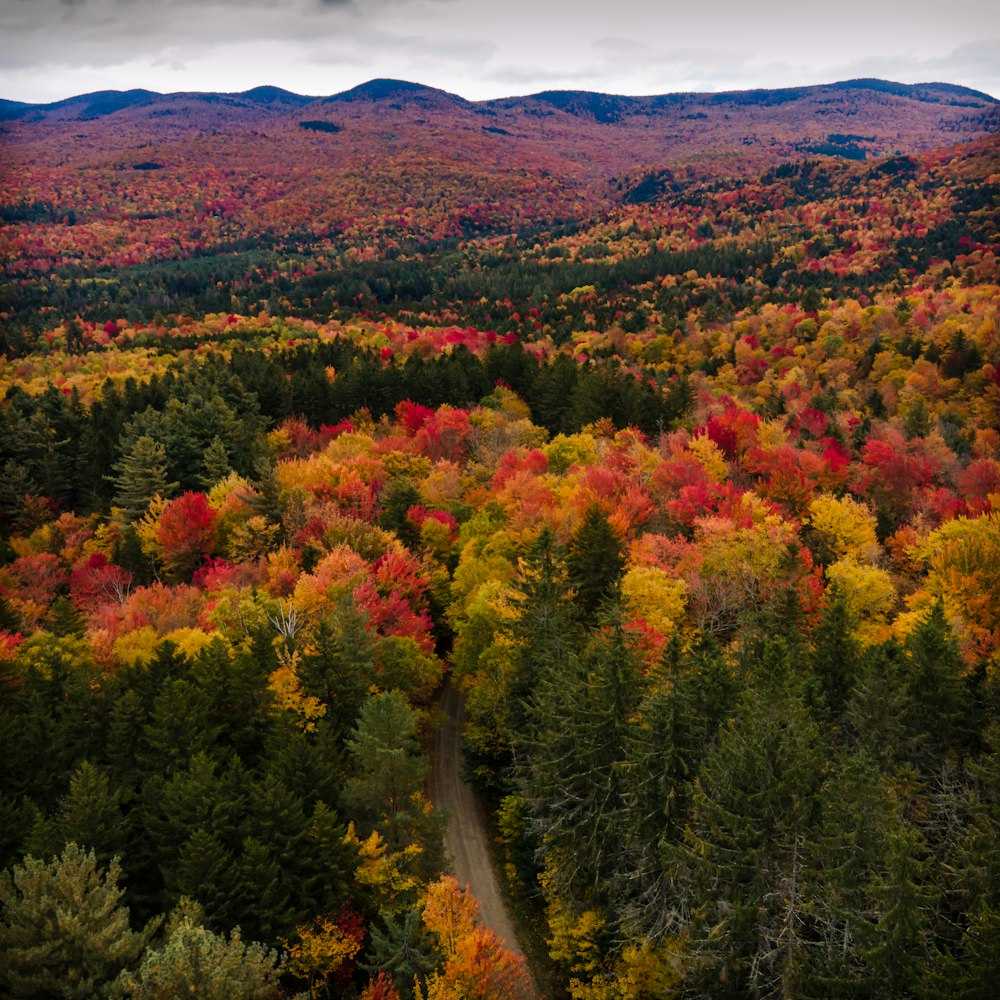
344 691 433 853
26 761 128 875
299 597 376 742
0 843 155 998
863 821 934 999
903 602 972 766
47 595 86 639
108 435 178 520
364 908 437 1000
199 435 232 489
566 504 625 622
678 684 825 999
807 589 862 729
521 609 643 907
118 897 281 1000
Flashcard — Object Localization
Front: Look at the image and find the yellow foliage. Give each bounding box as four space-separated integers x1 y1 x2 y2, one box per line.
542 873 605 977
686 435 729 483
826 557 897 644
134 495 169 564
112 626 160 666
345 822 422 915
808 494 880 561
162 627 223 661
226 514 281 562
909 511 1000 667
621 566 687 638
545 433 599 475
207 471 254 509
282 914 362 985
567 938 684 1000
269 646 327 732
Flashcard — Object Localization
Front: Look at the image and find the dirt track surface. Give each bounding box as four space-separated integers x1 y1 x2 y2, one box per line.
431 683 540 996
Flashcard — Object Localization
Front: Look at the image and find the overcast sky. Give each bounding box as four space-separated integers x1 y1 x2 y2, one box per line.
2 0 998 104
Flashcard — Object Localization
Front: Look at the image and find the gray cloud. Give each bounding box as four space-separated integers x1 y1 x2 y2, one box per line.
0 0 996 103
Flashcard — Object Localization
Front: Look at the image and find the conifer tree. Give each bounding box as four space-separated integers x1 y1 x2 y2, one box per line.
345 690 431 851
118 897 281 999
26 761 128 875
199 435 232 489
679 684 824 998
566 504 625 622
0 843 155 998
108 435 178 520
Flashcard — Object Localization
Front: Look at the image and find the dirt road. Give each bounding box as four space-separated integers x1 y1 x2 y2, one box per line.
431 682 539 996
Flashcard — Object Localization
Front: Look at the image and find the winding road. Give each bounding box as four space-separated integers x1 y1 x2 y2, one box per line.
431 682 540 997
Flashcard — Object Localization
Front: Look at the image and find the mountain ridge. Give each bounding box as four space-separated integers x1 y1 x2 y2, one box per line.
2 76 996 122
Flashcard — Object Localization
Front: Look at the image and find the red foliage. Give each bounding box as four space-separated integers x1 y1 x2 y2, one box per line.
157 491 218 578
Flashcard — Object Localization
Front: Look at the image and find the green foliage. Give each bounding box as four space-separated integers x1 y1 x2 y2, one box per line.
0 843 156 998
118 898 282 999
108 436 178 520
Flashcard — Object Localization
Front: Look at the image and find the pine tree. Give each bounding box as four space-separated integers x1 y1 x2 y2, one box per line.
26 761 128 875
166 828 235 929
364 908 438 1000
807 589 862 729
47 595 86 638
299 596 376 742
566 504 625 622
863 821 934 999
108 435 178 520
118 897 281 999
521 608 643 908
678 685 824 999
199 435 232 489
345 690 431 852
0 843 156 998
903 602 972 767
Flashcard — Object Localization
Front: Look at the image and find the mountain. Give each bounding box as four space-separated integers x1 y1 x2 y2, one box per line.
0 76 995 278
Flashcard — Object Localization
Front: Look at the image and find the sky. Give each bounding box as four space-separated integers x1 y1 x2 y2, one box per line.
1 0 998 105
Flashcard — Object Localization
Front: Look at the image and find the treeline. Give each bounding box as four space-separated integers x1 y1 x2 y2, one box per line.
0 340 687 526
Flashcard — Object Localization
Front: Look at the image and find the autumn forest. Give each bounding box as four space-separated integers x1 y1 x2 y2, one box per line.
0 75 999 998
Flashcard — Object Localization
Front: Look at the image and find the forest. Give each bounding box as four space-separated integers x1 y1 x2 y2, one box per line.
0 79 998 999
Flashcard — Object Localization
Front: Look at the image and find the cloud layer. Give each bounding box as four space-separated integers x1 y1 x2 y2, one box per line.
2 0 998 103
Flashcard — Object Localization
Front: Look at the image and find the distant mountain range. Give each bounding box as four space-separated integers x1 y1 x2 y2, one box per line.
1 77 996 123
1 77 996 255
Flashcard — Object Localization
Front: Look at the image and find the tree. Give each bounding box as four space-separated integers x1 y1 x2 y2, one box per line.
0 843 155 998
520 609 643 909
200 435 232 489
566 505 625 622
119 897 282 999
365 908 438 1000
678 685 824 999
155 491 217 581
108 436 178 521
25 761 128 875
345 691 435 853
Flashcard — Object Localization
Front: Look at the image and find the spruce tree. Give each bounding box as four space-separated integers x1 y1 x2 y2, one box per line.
566 504 625 622
108 435 178 520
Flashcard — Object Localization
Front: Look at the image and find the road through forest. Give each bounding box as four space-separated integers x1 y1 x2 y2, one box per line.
431 682 540 997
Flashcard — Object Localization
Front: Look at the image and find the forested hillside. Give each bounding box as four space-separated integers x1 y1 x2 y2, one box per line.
0 79 998 998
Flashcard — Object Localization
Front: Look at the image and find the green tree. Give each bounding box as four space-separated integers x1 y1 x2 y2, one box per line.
108 436 178 520
679 684 825 998
26 761 128 874
0 843 155 998
364 907 437 1000
118 898 281 999
566 505 625 621
200 435 232 489
344 691 434 853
